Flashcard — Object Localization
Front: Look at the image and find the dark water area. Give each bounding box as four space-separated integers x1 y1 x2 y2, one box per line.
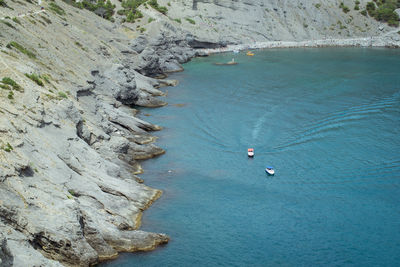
103 48 400 266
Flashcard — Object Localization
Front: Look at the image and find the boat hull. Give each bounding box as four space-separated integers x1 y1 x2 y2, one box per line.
265 169 275 175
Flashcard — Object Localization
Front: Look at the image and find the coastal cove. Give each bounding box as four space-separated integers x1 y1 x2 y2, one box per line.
103 48 400 266
3 0 400 265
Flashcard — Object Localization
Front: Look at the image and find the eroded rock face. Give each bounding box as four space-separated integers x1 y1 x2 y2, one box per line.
0 227 64 267
0 235 13 267
90 62 167 107
130 24 196 76
0 83 169 266
0 1 173 266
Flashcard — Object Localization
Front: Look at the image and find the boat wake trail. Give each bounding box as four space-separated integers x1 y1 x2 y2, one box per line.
275 95 399 150
252 114 267 140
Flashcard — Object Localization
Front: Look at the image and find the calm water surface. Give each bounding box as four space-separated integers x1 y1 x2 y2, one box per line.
104 48 400 266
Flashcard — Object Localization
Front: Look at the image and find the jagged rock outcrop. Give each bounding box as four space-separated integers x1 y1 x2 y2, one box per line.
130 23 196 76
89 64 167 107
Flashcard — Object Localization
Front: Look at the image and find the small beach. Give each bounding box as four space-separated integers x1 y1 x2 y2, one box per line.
197 31 400 55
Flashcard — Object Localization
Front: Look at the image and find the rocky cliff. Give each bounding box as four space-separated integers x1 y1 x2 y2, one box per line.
0 1 193 266
159 0 400 45
0 0 399 266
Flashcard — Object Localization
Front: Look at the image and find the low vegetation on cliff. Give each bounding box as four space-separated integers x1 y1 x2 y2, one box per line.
6 41 36 59
119 0 167 22
62 0 167 23
365 0 400 26
0 0 8 7
63 0 116 21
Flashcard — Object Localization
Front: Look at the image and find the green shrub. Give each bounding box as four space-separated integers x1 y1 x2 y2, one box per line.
0 0 8 7
2 77 17 87
1 20 15 29
95 0 116 20
7 91 14 100
0 84 10 90
122 0 146 10
58 91 68 98
6 41 36 59
126 9 142 22
174 18 181 23
340 3 350 13
366 1 400 27
354 4 360 10
41 74 50 83
63 0 115 21
185 17 195 24
2 77 22 91
315 3 321 9
118 0 160 21
148 0 167 14
148 17 154 23
375 6 399 25
25 73 44 86
3 143 13 152
366 1 376 15
126 10 134 22
12 17 21 25
139 27 146 32
361 9 367 16
117 9 127 15
49 2 66 15
156 5 167 14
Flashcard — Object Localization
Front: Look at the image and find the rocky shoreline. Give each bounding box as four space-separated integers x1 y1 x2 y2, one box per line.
0 2 197 266
197 31 400 55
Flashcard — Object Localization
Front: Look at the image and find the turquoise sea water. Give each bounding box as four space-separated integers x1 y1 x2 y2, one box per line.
104 48 400 266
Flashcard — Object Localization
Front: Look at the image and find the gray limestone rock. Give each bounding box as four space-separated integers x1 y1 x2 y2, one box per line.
130 35 149 54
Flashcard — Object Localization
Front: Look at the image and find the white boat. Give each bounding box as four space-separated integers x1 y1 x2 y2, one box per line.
247 148 254 157
265 166 275 175
233 49 239 54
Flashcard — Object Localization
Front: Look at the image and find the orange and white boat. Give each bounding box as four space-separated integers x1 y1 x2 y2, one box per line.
247 148 254 157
